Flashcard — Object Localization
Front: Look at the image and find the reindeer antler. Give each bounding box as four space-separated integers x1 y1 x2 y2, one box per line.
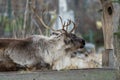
64 19 71 31
65 19 71 26
59 16 66 30
69 21 77 33
59 16 72 31
59 16 76 33
31 7 55 31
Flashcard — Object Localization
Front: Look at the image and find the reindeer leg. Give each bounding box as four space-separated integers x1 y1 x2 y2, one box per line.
35 62 51 70
0 60 25 72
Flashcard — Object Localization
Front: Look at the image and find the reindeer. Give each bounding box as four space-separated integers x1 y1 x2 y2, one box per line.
0 8 85 71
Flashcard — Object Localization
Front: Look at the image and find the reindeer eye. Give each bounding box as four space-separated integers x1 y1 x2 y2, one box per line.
52 32 59 36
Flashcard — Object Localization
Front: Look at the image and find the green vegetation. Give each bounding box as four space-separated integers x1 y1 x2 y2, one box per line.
114 26 120 38
112 0 120 3
0 15 24 37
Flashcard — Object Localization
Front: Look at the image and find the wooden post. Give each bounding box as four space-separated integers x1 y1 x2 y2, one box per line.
114 36 120 79
113 2 120 79
100 0 114 67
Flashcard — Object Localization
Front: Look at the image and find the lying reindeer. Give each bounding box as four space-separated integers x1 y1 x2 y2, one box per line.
0 8 85 71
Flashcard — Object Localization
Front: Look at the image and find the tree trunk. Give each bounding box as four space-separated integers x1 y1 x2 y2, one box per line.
22 0 29 38
100 0 114 67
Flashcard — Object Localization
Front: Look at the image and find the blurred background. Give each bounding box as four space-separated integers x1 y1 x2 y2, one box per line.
0 0 104 51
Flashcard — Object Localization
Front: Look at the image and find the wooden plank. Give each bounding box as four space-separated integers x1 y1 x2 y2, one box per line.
0 68 116 80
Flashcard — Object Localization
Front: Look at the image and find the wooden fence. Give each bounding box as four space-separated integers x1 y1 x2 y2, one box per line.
0 68 117 80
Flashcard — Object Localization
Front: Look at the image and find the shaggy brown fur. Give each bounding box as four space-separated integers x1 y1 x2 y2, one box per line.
0 30 85 71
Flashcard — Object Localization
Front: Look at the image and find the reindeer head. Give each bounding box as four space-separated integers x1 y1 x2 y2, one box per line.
51 17 85 52
32 8 85 53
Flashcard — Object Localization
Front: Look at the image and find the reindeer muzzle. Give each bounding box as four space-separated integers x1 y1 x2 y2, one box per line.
79 39 85 48
74 38 85 48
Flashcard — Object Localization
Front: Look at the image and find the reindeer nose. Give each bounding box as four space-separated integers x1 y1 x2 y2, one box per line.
82 39 85 45
80 39 85 48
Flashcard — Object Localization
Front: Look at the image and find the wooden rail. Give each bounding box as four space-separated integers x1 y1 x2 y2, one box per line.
0 68 116 80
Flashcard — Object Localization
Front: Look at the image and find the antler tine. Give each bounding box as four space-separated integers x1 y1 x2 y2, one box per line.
65 19 71 26
63 21 66 30
31 7 55 31
59 16 76 32
64 19 71 31
69 21 77 33
59 16 66 30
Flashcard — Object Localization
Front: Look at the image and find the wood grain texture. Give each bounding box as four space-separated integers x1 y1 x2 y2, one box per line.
0 68 116 80
100 0 115 68
100 0 114 49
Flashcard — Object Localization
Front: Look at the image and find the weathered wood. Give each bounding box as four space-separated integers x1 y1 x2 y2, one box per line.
113 2 120 79
114 36 120 79
109 50 116 68
102 49 116 68
100 0 114 49
102 50 109 67
100 0 115 68
0 69 116 80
